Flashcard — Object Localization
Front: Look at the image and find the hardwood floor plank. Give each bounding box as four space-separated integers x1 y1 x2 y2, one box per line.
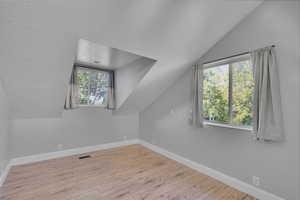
0 144 256 200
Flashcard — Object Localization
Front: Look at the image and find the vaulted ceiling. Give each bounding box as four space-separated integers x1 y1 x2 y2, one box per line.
0 0 262 118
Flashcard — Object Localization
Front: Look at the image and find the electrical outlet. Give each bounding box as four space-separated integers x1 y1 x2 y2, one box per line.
57 144 63 151
252 176 260 186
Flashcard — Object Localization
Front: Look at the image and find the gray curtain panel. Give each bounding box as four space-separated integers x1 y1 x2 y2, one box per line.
251 46 284 141
106 72 115 110
64 67 80 110
190 64 204 127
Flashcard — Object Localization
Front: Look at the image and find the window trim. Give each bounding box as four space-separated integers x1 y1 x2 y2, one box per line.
203 121 253 131
73 63 114 107
203 54 250 69
202 53 253 130
74 63 115 73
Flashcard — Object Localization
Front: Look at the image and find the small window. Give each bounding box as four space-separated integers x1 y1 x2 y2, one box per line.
75 66 113 107
203 55 254 130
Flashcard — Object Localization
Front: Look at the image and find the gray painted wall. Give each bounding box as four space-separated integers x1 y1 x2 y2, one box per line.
10 109 139 158
140 2 300 200
0 81 10 176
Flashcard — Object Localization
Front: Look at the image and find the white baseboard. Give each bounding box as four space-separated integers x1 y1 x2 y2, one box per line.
139 140 285 200
0 162 11 187
10 139 139 166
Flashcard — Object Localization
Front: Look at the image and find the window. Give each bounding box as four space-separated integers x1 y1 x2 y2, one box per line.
75 66 113 107
203 55 254 129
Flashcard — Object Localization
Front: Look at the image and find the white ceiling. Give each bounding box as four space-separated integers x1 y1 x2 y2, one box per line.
0 0 262 118
76 39 153 69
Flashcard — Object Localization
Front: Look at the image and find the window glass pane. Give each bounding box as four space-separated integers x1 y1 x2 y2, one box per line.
76 67 111 106
203 65 229 123
231 60 254 126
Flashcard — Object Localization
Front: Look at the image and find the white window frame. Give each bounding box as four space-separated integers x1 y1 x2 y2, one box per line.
75 64 114 108
202 54 253 131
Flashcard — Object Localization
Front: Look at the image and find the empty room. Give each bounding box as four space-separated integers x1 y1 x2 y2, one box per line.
0 0 299 200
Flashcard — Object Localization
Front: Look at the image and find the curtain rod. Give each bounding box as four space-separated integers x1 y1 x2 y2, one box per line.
203 45 275 65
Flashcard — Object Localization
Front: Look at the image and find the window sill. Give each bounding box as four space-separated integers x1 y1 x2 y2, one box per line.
203 121 253 132
78 105 107 108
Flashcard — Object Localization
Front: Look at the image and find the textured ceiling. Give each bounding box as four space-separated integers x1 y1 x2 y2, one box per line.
0 0 262 118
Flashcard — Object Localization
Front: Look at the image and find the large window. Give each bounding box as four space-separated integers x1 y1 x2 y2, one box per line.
75 66 113 107
203 55 254 129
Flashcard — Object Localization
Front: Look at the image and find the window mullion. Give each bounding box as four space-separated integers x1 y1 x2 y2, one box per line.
88 72 91 104
228 64 233 124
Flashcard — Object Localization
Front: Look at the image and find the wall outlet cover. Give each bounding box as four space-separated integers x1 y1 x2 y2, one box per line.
252 176 260 186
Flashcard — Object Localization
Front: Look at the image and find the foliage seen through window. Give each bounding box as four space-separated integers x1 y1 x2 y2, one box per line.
76 67 112 106
203 58 254 128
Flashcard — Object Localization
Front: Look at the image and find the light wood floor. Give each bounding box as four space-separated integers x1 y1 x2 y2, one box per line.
0 144 255 200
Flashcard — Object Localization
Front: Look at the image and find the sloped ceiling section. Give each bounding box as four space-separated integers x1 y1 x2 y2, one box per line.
0 0 262 118
115 57 155 110
76 39 154 70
